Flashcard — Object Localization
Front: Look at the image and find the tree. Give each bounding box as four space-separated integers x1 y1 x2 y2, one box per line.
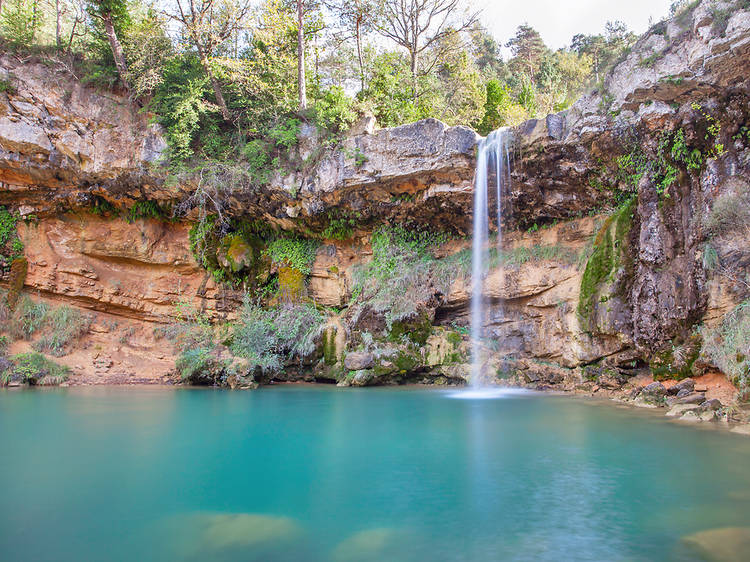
506 23 547 82
1 0 42 47
571 20 635 83
163 0 252 122
374 0 479 100
324 0 376 91
87 0 131 90
296 0 307 109
469 23 504 79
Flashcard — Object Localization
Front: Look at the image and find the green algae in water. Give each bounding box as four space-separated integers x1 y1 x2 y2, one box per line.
1 387 750 561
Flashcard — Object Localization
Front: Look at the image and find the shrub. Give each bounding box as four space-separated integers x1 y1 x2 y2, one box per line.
230 297 325 373
314 86 357 134
704 186 750 237
0 206 24 267
700 301 750 401
265 236 319 276
163 300 215 352
349 225 459 329
9 296 49 340
1 0 41 48
3 352 71 386
32 306 92 357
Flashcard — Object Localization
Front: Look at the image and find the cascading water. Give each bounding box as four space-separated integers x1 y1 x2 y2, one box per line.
470 128 512 388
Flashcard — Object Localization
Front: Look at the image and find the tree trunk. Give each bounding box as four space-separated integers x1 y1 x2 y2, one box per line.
198 51 231 122
102 12 130 91
297 0 307 110
355 17 364 91
410 49 418 101
55 0 62 50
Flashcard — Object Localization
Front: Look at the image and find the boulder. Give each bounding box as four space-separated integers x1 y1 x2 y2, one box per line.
675 393 707 405
700 398 723 412
635 382 667 406
682 527 750 562
344 352 375 371
350 370 376 387
668 378 695 395
665 403 701 417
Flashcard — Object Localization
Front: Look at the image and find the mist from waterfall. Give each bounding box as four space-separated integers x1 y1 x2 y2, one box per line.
470 128 511 388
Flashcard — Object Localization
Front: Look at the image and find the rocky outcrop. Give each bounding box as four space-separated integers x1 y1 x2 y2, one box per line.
1 0 748 396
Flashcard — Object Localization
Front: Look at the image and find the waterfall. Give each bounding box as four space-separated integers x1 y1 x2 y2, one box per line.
470 128 511 388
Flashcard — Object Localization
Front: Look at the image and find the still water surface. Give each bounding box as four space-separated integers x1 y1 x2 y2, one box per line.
1 386 750 561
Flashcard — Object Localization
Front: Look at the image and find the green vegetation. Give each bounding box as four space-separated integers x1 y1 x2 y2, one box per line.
577 198 636 332
0 296 92 357
125 200 170 223
1 352 71 386
265 236 320 276
349 224 459 330
705 185 750 237
166 296 324 383
230 298 324 372
0 206 24 268
495 244 579 268
650 334 701 381
0 0 639 185
615 116 721 200
700 301 750 401
32 306 93 357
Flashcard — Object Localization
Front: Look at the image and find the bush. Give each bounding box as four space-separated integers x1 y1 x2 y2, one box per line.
2 352 70 386
705 187 750 237
349 225 461 329
265 236 319 276
314 86 357 134
0 206 24 268
163 300 215 352
9 296 49 340
230 297 325 373
32 306 92 357
700 301 750 401
1 0 41 48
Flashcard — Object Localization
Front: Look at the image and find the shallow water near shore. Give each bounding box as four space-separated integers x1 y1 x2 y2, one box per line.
2 386 750 561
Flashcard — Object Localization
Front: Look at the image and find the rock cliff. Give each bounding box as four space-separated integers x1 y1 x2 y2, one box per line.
1 0 749 400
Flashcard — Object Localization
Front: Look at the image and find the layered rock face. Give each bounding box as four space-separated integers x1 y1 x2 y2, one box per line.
1 0 749 394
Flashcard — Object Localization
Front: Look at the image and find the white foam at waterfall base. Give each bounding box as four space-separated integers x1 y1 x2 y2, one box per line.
470 128 511 389
445 387 534 400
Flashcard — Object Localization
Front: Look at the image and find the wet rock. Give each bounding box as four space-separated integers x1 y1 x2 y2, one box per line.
350 370 376 387
675 388 693 399
344 352 375 371
680 411 701 422
635 382 667 407
666 403 701 417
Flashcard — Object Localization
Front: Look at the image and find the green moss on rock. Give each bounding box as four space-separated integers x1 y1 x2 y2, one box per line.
577 198 636 333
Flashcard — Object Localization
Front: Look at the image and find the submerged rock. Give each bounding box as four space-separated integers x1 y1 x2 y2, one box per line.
682 527 750 562
162 511 301 557
332 527 414 562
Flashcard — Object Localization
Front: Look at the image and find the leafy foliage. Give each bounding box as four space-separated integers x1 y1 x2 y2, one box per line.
265 236 319 276
2 352 71 386
32 306 93 357
230 297 324 373
349 225 459 329
701 301 750 401
0 206 24 268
